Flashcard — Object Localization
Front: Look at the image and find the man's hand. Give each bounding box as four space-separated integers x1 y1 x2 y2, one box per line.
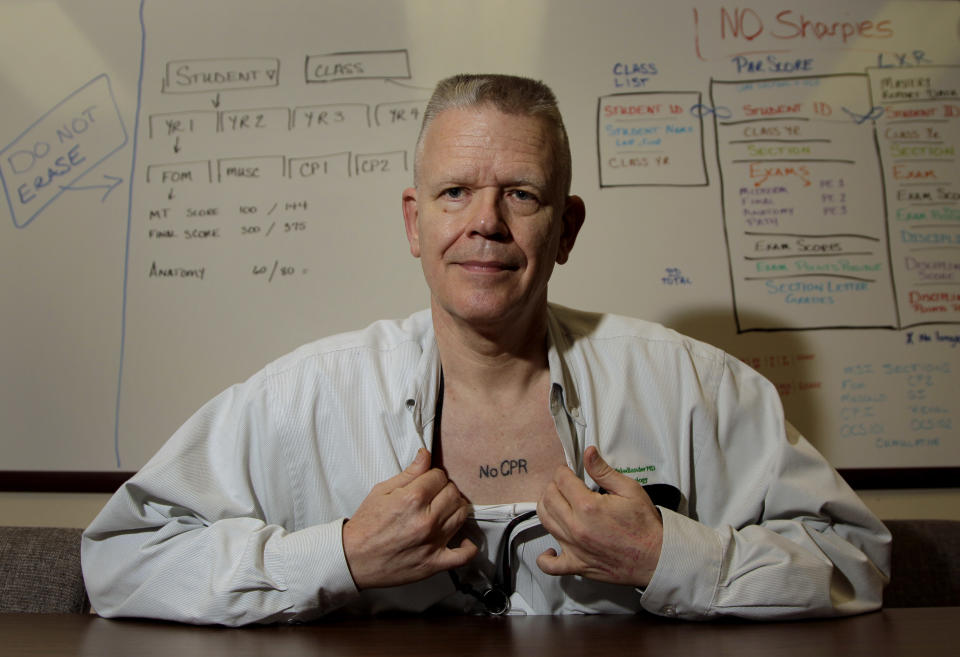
342 448 478 590
536 446 663 588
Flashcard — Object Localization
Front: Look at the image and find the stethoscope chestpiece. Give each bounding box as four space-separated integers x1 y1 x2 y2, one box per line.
449 509 539 616
478 587 510 616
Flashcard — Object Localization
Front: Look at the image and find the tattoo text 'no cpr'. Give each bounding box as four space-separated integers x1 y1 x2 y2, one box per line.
479 458 528 479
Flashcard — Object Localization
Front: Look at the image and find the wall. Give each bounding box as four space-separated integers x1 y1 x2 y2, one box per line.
2 1 958 504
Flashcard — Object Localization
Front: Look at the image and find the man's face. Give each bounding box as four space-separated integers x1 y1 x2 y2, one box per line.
402 106 583 332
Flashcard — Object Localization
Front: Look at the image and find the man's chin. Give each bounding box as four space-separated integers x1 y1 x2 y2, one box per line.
433 297 544 332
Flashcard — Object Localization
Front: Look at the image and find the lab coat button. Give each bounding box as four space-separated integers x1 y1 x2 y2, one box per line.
662 605 677 617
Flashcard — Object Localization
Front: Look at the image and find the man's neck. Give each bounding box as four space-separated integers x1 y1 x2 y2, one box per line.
429 301 564 504
431 303 551 400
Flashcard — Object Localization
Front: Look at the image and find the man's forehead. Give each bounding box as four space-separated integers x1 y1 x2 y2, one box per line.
419 107 556 184
428 106 549 143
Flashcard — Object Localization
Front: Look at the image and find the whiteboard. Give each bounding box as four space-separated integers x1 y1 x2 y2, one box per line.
1 0 958 484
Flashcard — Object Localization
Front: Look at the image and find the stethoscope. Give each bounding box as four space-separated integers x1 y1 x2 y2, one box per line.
448 509 539 615
433 374 538 615
433 372 683 615
445 482 681 615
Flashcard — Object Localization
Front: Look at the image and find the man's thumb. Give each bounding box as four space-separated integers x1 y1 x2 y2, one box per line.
404 447 431 477
584 446 635 496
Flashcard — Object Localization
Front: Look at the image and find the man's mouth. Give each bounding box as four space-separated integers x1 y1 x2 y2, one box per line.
458 260 519 273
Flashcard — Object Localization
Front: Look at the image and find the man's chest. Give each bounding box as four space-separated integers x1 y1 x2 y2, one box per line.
433 395 568 504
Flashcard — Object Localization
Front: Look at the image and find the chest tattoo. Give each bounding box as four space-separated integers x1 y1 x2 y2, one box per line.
479 458 529 479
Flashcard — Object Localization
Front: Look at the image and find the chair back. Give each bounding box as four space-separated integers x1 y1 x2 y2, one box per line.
884 519 960 607
0 526 90 613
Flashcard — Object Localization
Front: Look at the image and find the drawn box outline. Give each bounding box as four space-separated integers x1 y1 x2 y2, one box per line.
865 64 960 107
145 160 212 184
352 150 408 177
709 73 904 333
292 103 372 130
596 90 708 188
0 73 129 229
148 110 219 139
216 155 286 182
217 106 293 133
373 99 429 127
304 49 411 84
162 57 281 94
287 151 351 179
865 64 960 327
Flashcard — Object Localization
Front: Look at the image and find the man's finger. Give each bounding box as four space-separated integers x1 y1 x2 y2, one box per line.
393 450 452 500
402 466 457 505
376 448 432 493
538 477 592 554
536 548 580 576
537 479 573 528
433 538 479 571
430 479 466 512
547 465 597 515
432 483 470 533
437 503 469 540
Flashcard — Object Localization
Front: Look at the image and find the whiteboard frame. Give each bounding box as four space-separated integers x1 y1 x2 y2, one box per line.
1 467 957 492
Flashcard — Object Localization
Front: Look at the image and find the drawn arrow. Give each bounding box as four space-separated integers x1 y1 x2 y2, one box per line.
174 136 181 153
212 92 221 108
59 174 124 202
168 187 175 200
383 79 433 92
841 105 885 125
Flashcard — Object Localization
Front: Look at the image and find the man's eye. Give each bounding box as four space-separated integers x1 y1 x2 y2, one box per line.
442 187 465 200
508 189 540 207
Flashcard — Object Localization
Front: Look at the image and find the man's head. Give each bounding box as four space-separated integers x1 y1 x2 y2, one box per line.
414 74 573 199
403 74 584 336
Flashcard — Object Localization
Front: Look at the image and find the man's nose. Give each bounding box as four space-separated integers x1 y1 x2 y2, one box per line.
467 189 510 239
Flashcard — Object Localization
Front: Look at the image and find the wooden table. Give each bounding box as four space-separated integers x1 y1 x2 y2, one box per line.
1 608 956 657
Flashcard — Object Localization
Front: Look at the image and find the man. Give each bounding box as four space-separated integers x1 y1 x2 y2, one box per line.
82 74 890 625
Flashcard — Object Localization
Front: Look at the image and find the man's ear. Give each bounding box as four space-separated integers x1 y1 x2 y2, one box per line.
556 195 585 265
402 187 421 258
